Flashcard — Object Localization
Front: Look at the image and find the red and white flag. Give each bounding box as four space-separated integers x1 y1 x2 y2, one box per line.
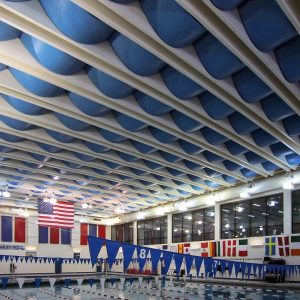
200 242 209 257
222 240 236 257
38 199 74 228
278 236 290 256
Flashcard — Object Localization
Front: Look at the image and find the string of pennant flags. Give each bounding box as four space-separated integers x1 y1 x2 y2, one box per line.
87 236 300 280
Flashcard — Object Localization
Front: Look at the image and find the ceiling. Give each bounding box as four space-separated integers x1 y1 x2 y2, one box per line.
0 0 299 218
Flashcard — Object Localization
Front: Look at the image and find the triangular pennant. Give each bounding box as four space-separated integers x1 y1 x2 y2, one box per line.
150 248 161 271
185 255 194 276
34 257 38 263
77 278 84 286
233 261 241 278
173 253 184 275
5 256 9 262
43 258 47 264
219 260 227 274
1 277 9 288
204 258 213 277
195 256 203 277
17 278 25 289
257 264 263 279
137 246 150 273
227 261 234 277
128 277 134 285
15 256 19 263
105 240 121 269
247 263 252 278
252 264 257 277
20 257 24 263
64 279 71 287
88 278 95 287
162 252 173 275
123 244 136 270
0 255 3 262
240 262 247 278
49 278 56 288
35 278 42 288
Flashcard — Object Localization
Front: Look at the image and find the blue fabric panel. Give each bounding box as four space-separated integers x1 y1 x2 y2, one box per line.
110 32 166 76
195 33 244 79
21 33 86 75
239 0 297 52
73 152 96 162
178 139 203 155
10 68 65 97
233 68 272 103
1 216 12 242
0 20 21 40
45 129 76 143
149 127 177 143
131 141 156 154
201 127 229 145
270 142 294 157
113 112 147 132
38 226 48 244
171 110 202 132
89 224 97 237
37 142 64 153
229 112 259 134
69 92 111 117
98 128 127 143
183 160 202 171
0 115 36 131
117 151 139 162
40 0 113 44
162 66 205 99
244 152 266 164
55 113 90 131
135 91 172 116
0 132 25 143
84 141 110 153
141 0 206 48
283 115 300 137
211 0 246 10
61 228 71 245
251 129 277 147
3 94 48 115
275 36 300 82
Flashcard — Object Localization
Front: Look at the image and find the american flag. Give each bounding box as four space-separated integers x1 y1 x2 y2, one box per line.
37 199 74 228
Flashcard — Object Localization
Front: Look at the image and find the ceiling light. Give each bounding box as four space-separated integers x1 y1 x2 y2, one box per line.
49 194 57 205
207 211 215 217
240 190 250 199
205 193 216 206
283 173 294 190
156 227 160 231
137 211 146 220
197 220 203 225
155 207 165 216
173 229 178 232
2 190 10 198
236 206 244 212
267 200 276 207
225 224 230 228
106 219 115 226
82 203 88 209
23 211 30 218
184 229 190 234
186 215 192 220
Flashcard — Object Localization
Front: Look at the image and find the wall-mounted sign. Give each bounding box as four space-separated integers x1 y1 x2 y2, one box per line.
0 245 25 250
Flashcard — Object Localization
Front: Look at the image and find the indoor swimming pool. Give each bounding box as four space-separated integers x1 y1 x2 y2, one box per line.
1 281 300 300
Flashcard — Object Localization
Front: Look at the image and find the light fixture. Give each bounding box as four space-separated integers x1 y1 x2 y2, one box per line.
81 203 88 209
155 206 165 216
114 202 125 214
205 193 216 206
2 188 10 198
197 220 203 225
106 219 115 226
186 215 192 220
236 206 244 212
156 227 160 231
23 210 30 218
283 173 294 190
79 216 86 223
173 228 178 232
240 183 253 199
184 229 190 234
49 193 57 205
178 202 188 211
137 211 146 220
225 224 230 228
267 200 276 207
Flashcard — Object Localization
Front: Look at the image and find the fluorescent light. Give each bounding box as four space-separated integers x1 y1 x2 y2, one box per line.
106 219 115 226
225 224 230 228
81 203 88 209
236 206 244 212
23 211 30 218
186 215 192 220
283 180 294 190
173 228 178 232
205 194 215 206
2 190 10 198
155 207 165 216
184 229 189 233
252 203 261 207
197 220 203 225
49 196 57 205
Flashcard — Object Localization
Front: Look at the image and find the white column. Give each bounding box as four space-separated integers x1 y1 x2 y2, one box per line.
167 213 172 245
106 225 112 240
27 215 38 248
283 189 292 234
133 221 138 245
214 203 221 240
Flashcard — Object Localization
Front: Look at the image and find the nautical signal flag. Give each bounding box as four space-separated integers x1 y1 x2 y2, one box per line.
278 236 290 256
200 241 216 257
178 243 190 254
238 239 248 257
222 240 237 257
80 223 106 245
265 237 276 256
291 235 300 256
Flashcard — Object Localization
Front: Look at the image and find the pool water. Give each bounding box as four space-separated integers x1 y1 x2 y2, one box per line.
1 281 300 299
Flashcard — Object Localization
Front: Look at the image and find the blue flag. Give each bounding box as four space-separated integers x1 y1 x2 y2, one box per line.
106 240 121 269
173 253 184 275
123 244 136 270
150 248 161 271
88 236 103 266
195 256 203 277
185 255 194 276
137 246 149 273
162 252 173 275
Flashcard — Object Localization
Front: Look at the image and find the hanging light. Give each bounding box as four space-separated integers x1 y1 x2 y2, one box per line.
155 206 165 216
283 173 294 190
178 201 188 211
240 183 253 199
114 202 125 214
2 186 10 198
23 210 30 218
81 203 88 209
205 193 216 206
49 193 57 205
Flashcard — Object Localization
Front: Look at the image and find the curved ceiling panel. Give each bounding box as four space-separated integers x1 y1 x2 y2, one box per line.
0 0 298 216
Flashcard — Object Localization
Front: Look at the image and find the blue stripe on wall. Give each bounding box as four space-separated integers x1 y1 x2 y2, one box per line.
1 216 13 242
61 228 71 245
38 226 48 243
89 224 97 237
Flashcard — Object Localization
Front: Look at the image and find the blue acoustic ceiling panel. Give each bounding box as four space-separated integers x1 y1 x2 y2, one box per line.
0 21 21 40
178 140 203 155
54 113 91 131
171 110 202 132
0 115 36 131
40 0 114 44
140 0 206 48
45 129 76 143
110 32 166 76
211 0 246 11
113 112 147 132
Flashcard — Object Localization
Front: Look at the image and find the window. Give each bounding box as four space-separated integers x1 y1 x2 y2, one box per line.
137 216 167 245
172 207 215 243
111 222 134 244
38 226 71 245
221 193 283 239
292 190 300 233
